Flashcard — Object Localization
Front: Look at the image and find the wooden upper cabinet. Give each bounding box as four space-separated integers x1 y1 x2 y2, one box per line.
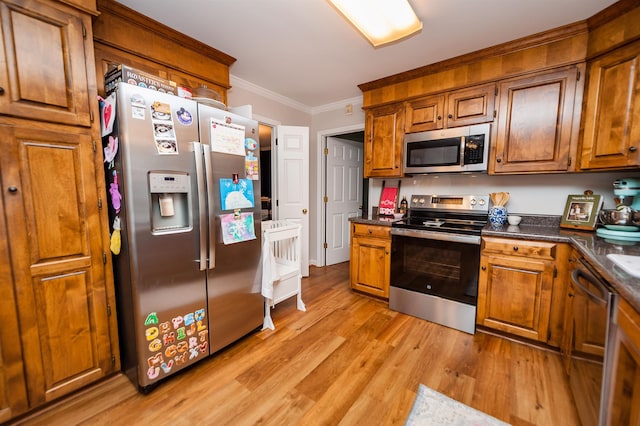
93 44 229 105
404 83 495 132
491 65 584 174
0 0 92 126
580 40 640 170
405 94 444 132
0 122 115 407
364 103 404 178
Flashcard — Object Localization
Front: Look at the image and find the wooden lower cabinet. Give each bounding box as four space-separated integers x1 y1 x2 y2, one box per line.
0 120 118 419
350 223 391 299
606 298 640 425
477 237 568 344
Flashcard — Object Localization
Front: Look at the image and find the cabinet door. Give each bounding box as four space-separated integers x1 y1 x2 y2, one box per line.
477 254 554 342
0 191 28 422
350 233 390 298
404 94 444 132
446 83 496 127
606 298 640 426
0 123 114 406
0 0 92 126
492 65 583 173
580 41 640 170
364 104 404 178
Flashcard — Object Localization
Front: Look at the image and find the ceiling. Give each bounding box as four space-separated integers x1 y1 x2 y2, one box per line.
116 0 618 111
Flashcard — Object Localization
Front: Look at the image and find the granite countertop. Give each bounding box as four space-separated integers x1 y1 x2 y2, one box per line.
349 214 640 312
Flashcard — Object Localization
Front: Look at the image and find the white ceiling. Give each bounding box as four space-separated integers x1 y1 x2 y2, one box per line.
116 0 618 111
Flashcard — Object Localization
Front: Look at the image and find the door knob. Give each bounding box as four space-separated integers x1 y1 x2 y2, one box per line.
8 186 18 193
302 208 308 214
630 146 637 152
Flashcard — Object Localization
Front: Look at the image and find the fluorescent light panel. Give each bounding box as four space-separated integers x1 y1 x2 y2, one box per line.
329 0 422 47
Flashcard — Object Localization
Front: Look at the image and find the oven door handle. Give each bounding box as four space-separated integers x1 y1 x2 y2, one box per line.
571 267 608 306
391 227 480 245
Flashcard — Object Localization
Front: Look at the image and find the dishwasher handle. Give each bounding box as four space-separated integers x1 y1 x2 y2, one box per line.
571 267 608 306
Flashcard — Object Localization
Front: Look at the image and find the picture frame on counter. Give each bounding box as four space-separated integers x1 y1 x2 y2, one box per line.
560 193 603 231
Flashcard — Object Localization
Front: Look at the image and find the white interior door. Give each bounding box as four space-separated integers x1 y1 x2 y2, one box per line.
325 137 363 265
276 125 309 276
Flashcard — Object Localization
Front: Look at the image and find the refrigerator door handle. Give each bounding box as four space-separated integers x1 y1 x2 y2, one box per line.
202 144 216 269
193 142 207 271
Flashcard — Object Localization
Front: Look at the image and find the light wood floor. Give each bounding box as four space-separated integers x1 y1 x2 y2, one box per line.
12 262 579 426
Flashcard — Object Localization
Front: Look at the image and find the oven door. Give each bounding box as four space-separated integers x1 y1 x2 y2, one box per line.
389 228 481 334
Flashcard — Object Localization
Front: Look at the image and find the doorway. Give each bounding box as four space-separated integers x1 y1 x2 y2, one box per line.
320 126 365 267
258 123 273 221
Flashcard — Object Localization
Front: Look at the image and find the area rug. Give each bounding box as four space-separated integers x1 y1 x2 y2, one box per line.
405 384 511 426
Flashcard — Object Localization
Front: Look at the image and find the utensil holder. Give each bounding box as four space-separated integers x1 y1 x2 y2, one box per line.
489 206 508 225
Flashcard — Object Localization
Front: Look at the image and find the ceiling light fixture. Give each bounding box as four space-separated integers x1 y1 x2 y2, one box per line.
328 0 423 47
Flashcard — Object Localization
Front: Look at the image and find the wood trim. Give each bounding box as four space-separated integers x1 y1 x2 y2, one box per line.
58 0 98 15
358 22 587 92
94 0 235 66
586 1 640 58
92 0 234 91
586 0 639 30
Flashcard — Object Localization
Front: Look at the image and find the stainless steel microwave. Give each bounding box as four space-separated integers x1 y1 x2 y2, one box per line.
403 123 490 174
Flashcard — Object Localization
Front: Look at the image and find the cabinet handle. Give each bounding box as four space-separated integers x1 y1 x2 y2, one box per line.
368 229 372 234
448 114 453 119
481 265 486 271
0 87 5 95
568 293 574 298
437 115 442 120
496 158 502 163
513 246 519 251
630 146 637 152
8 186 18 193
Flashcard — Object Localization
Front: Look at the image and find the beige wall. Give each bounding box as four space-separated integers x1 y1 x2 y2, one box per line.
228 80 367 265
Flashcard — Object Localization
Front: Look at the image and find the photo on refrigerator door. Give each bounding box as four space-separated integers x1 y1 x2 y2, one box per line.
219 178 255 210
209 117 245 155
220 212 256 244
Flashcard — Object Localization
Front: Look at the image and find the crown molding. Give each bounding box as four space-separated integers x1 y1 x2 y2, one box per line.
230 75 311 114
230 75 363 116
311 96 363 115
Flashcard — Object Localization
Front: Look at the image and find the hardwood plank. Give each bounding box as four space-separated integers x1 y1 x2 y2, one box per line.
10 262 580 426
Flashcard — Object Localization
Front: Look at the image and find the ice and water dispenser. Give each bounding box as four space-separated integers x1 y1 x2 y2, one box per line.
149 172 191 233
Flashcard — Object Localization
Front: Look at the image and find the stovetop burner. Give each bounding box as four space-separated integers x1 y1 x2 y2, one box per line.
392 194 489 236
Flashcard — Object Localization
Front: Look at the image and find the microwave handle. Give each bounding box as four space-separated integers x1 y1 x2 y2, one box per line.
459 136 466 166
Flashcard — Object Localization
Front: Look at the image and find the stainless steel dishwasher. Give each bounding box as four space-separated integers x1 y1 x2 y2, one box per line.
565 257 618 426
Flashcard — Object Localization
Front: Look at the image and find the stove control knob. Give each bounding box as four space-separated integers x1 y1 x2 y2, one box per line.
478 198 486 206
412 197 419 205
419 198 425 204
470 198 477 205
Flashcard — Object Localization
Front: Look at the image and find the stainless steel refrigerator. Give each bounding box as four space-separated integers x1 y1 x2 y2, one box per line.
101 82 263 392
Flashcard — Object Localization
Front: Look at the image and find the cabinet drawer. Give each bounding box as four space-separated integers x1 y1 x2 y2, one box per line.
352 223 390 239
482 237 556 259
